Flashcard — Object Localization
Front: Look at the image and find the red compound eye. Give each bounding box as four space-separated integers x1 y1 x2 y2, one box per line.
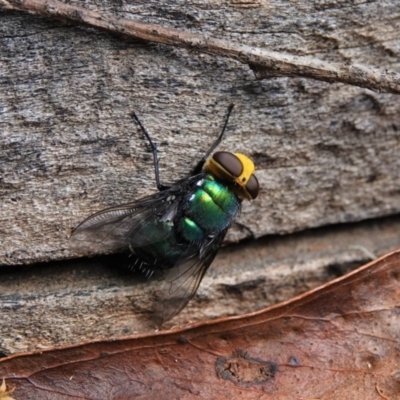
212 151 243 177
246 174 259 199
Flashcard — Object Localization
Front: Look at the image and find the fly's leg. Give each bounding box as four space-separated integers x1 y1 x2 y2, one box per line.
132 112 170 191
133 104 234 185
190 104 235 175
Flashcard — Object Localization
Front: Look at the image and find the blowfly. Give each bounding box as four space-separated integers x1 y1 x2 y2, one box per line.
70 105 260 325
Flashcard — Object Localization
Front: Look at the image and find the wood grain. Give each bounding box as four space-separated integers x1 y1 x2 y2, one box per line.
1 215 400 355
1 0 400 265
1 0 400 354
1 248 400 400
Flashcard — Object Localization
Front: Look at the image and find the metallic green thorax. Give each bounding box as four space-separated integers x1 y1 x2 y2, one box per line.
132 174 240 267
180 175 240 240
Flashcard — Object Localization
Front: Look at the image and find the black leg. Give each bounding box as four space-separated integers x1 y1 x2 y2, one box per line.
190 104 235 175
132 112 170 191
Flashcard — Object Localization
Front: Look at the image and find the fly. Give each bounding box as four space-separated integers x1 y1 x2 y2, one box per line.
69 105 260 325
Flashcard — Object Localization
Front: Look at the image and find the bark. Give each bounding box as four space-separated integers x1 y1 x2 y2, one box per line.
1 215 400 355
0 0 400 353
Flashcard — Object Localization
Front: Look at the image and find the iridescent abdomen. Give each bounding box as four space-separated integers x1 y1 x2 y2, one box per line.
131 175 240 267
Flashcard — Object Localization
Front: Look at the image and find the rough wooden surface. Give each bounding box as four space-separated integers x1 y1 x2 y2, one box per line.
1 1 400 265
1 215 400 355
4 0 400 94
1 1 400 354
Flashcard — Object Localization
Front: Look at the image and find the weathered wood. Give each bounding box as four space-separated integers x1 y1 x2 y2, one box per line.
1 1 400 354
1 1 400 265
3 0 400 94
1 215 400 355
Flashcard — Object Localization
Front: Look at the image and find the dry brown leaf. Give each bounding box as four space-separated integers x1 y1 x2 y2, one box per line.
1 250 400 399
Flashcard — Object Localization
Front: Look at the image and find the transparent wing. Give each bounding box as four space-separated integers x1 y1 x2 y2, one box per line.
69 174 204 254
151 230 228 325
69 172 226 325
69 189 178 254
